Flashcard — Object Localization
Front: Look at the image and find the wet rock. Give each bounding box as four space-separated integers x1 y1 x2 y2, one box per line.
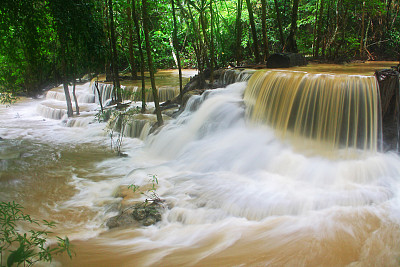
375 68 400 152
266 53 307 68
108 186 164 228
131 203 163 226
106 212 138 229
106 203 163 229
143 216 157 226
132 206 147 220
376 69 400 120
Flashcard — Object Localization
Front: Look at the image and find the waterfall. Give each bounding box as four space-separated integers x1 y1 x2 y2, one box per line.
37 83 97 120
91 82 115 106
244 70 382 154
123 85 180 102
216 69 255 86
122 114 156 140
91 82 181 105
4 67 400 267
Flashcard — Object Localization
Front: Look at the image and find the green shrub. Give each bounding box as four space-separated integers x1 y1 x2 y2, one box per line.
0 201 73 267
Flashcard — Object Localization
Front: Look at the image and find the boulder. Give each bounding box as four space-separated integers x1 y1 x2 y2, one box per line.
106 202 163 229
375 68 400 120
106 211 138 229
266 53 307 68
107 185 164 229
375 68 400 151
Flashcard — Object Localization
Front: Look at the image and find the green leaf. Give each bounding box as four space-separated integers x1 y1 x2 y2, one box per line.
7 243 35 267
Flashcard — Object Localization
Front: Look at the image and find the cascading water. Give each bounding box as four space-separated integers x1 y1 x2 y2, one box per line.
37 83 98 121
244 70 382 154
1 67 400 266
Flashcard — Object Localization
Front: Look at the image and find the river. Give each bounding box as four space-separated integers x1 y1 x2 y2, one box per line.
1 66 400 266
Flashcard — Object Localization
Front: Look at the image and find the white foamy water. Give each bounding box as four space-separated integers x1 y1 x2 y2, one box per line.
1 73 400 266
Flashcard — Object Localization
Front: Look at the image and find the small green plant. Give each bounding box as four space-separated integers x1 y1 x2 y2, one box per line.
95 106 143 156
94 109 112 123
107 107 141 156
0 201 73 267
127 175 165 224
128 175 164 207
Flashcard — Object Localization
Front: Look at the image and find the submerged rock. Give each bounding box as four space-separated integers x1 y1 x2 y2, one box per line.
107 185 164 229
106 202 163 229
106 211 138 229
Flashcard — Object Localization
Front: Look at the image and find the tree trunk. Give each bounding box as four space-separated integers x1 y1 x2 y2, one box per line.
312 0 319 57
315 0 324 58
62 81 73 118
95 79 104 113
334 0 349 59
108 0 122 103
210 0 215 82
176 1 205 86
142 0 163 126
171 0 183 103
286 0 299 53
359 1 365 58
245 0 261 62
72 72 79 115
132 0 146 112
273 0 285 50
235 0 243 65
187 3 206 87
103 1 112 82
59 37 73 118
127 0 137 80
261 0 269 61
198 0 210 71
322 0 333 58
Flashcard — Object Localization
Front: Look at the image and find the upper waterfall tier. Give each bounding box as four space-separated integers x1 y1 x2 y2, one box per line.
244 70 382 153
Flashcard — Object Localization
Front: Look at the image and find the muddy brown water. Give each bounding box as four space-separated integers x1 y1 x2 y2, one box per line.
1 66 400 266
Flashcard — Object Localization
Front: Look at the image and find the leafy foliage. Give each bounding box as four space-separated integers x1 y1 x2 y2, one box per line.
95 105 142 155
1 0 400 103
128 174 165 219
0 201 73 267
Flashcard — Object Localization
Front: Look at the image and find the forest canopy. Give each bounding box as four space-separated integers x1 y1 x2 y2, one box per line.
0 0 399 103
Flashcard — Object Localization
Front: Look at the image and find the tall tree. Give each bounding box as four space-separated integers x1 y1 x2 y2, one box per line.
286 0 299 52
210 0 215 82
273 0 285 50
188 3 206 86
72 71 79 115
314 0 324 58
171 0 183 103
49 0 74 117
108 0 122 103
131 0 147 112
359 1 366 58
235 0 243 65
127 0 138 80
142 0 163 126
245 0 261 62
261 0 270 61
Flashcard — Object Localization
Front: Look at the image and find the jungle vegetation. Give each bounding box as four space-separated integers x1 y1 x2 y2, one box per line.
1 0 399 104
